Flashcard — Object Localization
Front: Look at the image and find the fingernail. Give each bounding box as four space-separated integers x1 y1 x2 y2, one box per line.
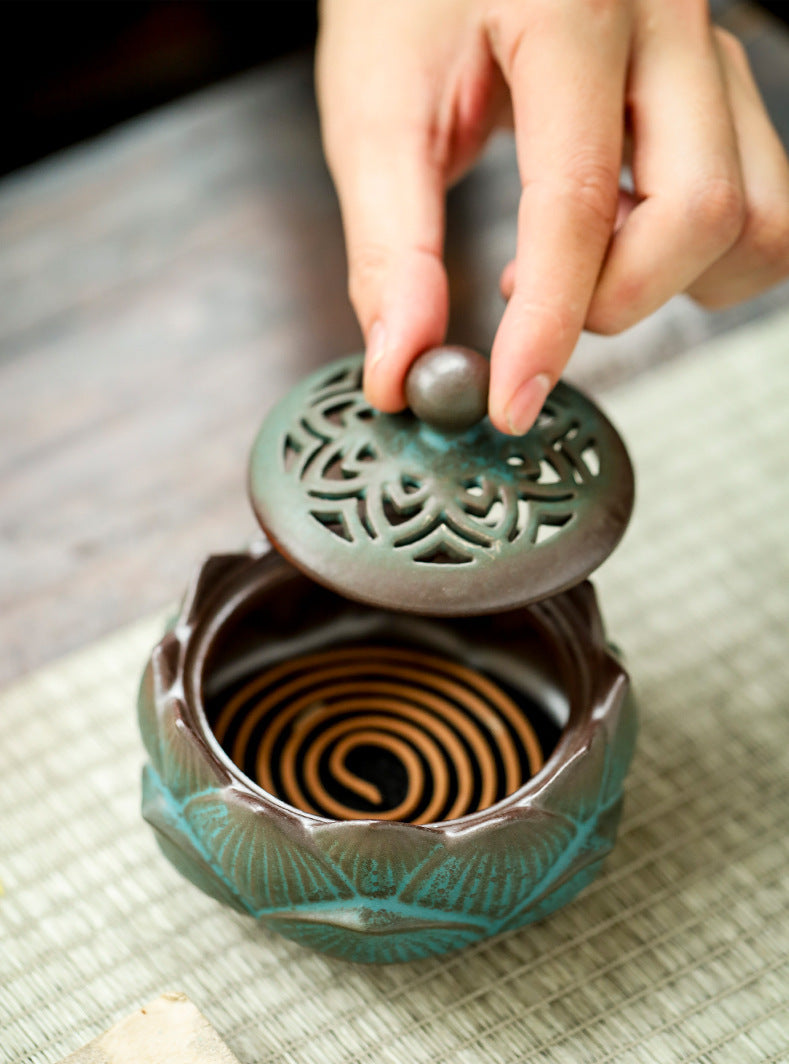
365 320 387 370
505 373 551 436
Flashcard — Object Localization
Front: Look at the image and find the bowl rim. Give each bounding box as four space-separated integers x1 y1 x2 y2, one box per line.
166 542 628 837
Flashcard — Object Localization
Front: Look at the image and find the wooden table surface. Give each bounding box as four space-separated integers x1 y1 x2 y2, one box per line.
2 7 788 689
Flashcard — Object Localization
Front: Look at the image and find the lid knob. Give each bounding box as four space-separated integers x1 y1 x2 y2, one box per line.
405 346 490 433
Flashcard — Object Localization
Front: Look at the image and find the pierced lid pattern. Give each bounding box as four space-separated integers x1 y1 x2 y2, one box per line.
249 354 634 615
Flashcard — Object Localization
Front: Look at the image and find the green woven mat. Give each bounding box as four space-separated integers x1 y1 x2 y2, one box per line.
2 311 788 1064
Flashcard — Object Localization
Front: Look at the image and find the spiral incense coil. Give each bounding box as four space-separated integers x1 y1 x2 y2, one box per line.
211 645 545 825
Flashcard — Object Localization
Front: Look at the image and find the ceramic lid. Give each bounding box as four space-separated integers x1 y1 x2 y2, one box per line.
248 348 634 616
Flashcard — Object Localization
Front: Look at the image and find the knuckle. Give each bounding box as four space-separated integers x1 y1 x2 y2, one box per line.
491 21 528 74
690 287 731 311
586 276 646 335
687 175 746 247
586 299 632 336
590 313 628 337
517 298 578 342
347 242 392 312
742 201 789 270
663 0 714 31
713 26 749 69
486 2 551 70
520 159 619 239
562 159 620 232
580 0 622 19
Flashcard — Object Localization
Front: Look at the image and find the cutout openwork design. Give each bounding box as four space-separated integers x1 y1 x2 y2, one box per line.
250 355 634 614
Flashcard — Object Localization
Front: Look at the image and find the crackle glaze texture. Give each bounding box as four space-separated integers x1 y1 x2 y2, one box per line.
138 547 636 964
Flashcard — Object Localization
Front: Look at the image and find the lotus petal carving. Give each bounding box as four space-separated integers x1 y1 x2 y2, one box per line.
139 548 636 963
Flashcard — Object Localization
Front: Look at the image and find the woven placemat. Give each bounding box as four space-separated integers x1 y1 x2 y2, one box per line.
2 310 788 1064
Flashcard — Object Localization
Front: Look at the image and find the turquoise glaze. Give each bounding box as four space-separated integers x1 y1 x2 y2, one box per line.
138 549 637 964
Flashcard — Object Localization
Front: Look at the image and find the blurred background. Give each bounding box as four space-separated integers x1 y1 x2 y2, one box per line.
1 0 788 686
3 1 318 176
4 0 789 177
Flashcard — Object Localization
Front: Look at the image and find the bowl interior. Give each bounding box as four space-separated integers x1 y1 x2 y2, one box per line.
196 565 573 825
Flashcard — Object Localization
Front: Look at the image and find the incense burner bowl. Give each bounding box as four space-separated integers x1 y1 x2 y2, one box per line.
138 542 636 964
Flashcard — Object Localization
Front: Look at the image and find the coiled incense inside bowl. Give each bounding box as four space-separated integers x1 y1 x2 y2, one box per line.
207 642 558 825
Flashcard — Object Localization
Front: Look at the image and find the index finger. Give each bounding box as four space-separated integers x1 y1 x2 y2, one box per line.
487 3 631 434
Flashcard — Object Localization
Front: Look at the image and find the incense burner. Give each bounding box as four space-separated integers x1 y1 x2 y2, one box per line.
139 349 637 963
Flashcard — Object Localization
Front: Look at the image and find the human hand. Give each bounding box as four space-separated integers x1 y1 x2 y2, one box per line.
316 0 789 435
